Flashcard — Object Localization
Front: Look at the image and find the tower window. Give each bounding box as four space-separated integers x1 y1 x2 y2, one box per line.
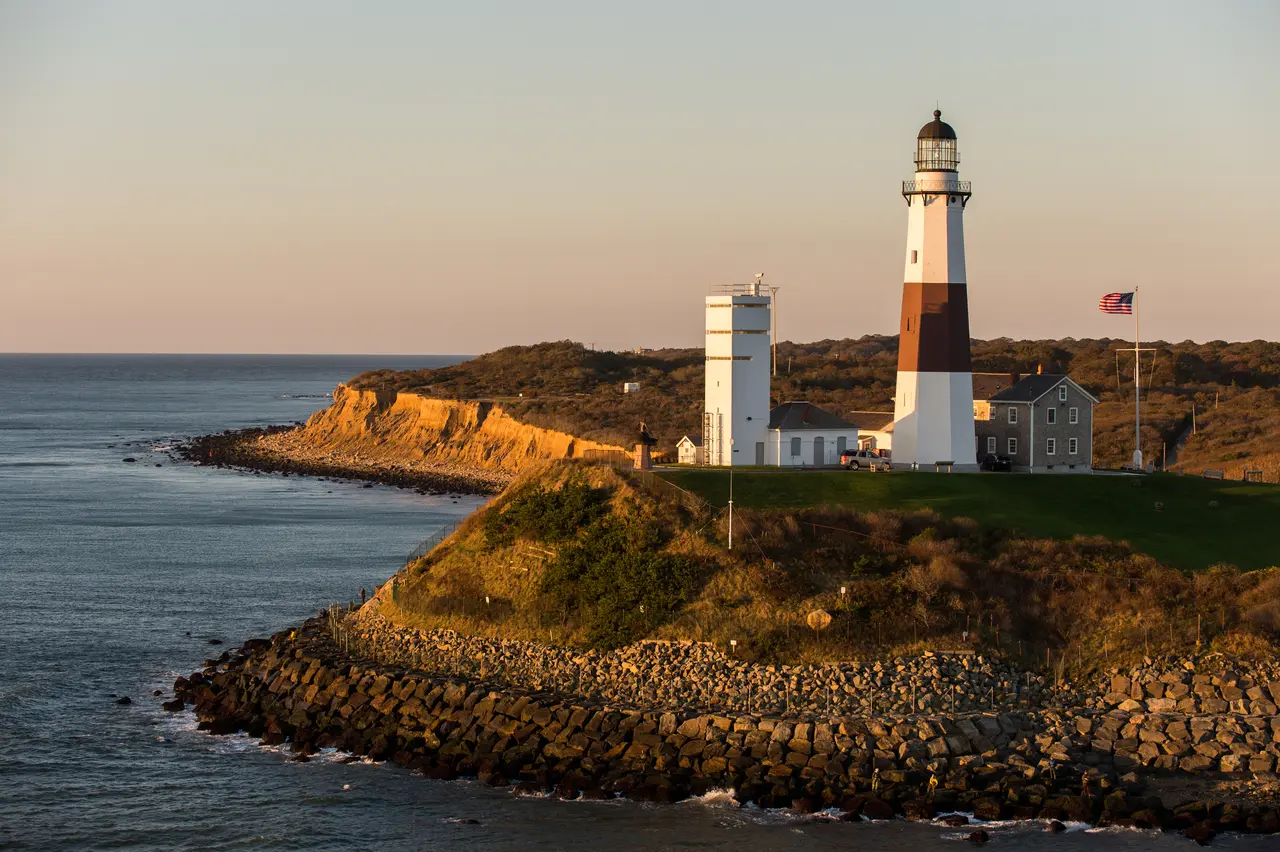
911 250 918 264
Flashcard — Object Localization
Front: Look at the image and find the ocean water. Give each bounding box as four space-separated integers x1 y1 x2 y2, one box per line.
0 355 1266 851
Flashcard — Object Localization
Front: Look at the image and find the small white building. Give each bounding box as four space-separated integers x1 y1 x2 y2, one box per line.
676 435 703 465
622 382 641 393
847 411 895 454
766 402 859 467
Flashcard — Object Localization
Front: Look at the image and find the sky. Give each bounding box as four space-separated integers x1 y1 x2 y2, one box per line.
2 1 1278 354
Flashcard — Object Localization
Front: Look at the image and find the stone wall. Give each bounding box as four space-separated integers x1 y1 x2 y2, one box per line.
170 619 1280 837
1092 667 1280 717
346 614 1051 718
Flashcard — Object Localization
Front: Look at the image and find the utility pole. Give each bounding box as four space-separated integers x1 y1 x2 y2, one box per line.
728 438 735 551
765 281 780 377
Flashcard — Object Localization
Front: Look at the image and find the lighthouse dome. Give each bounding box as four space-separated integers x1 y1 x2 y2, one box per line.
914 109 959 171
917 109 956 140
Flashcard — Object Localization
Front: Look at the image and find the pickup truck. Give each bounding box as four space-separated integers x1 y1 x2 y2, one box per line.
840 449 891 471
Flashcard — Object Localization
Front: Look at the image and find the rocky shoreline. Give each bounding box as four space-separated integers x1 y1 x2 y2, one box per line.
170 615 1280 843
177 427 505 495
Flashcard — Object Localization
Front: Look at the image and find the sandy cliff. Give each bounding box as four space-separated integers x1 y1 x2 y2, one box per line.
250 384 626 487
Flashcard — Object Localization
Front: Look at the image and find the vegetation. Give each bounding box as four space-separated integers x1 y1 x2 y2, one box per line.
477 472 701 647
661 468 1280 572
350 337 1280 472
378 461 1280 672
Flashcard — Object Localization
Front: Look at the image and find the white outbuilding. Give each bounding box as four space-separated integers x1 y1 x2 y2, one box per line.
676 435 703 465
766 402 859 467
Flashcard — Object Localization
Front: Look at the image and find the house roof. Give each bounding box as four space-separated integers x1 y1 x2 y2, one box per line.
768 402 855 431
845 410 895 432
972 372 1019 401
677 435 701 447
989 374 1101 405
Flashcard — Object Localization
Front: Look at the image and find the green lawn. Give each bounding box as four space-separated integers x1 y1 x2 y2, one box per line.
659 469 1280 572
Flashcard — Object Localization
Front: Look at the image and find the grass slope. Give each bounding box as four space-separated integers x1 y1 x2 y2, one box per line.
374 461 1280 670
660 469 1280 572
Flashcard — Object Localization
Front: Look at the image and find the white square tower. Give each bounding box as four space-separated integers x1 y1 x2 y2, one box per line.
704 281 771 466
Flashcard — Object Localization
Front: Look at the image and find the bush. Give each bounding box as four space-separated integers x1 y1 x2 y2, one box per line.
539 514 702 649
483 474 608 549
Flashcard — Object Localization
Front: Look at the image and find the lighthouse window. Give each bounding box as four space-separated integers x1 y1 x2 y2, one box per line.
911 250 918 264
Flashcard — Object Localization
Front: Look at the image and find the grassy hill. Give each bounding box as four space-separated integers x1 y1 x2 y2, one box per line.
373 461 1280 671
660 469 1280 572
350 337 1280 473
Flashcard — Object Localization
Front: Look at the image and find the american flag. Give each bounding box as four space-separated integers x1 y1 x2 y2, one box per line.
1098 292 1135 314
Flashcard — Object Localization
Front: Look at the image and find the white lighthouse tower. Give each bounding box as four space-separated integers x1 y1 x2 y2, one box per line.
703 278 771 466
891 110 978 470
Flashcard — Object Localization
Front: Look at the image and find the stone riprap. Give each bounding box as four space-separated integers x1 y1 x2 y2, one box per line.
170 618 1280 839
346 614 1051 718
1090 665 1280 718
178 428 505 495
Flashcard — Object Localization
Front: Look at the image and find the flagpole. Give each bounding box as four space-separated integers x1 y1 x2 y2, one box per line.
1133 286 1141 469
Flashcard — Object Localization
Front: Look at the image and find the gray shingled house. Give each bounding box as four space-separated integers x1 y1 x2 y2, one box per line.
973 374 1099 472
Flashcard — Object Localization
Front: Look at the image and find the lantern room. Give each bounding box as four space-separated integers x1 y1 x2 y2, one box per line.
915 109 959 172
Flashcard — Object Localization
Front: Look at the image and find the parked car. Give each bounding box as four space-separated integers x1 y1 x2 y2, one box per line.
980 453 1013 472
841 449 890 471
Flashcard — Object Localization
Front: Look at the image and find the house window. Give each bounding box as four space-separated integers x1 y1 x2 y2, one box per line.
1058 386 1068 402
790 436 801 457
1008 437 1018 455
1069 437 1078 455
1046 438 1056 455
1007 407 1018 425
1046 407 1056 425
1069 407 1079 425
911 250 918 264
987 436 996 453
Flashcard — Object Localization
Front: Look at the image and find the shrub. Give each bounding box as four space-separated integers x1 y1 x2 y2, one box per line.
483 474 607 549
539 515 702 649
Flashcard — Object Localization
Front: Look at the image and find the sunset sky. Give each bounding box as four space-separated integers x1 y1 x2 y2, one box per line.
2 1 1277 354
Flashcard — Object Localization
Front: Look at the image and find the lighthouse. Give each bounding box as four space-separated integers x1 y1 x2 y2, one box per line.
891 110 977 470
